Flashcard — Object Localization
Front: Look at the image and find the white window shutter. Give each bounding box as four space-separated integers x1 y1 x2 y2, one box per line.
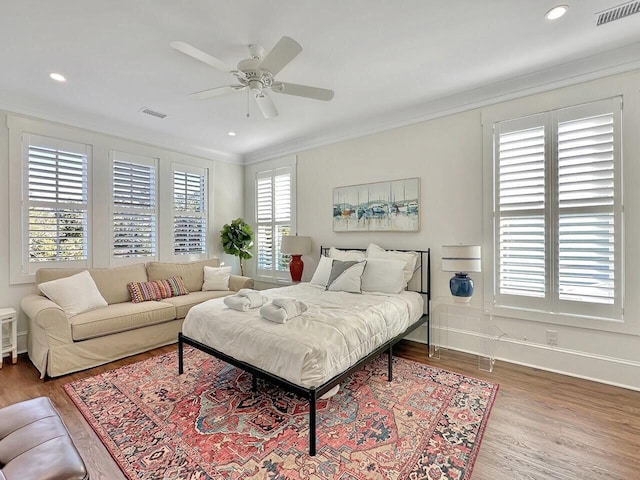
493 98 622 320
496 118 546 301
556 103 618 308
112 155 157 259
256 167 292 277
27 139 89 268
173 167 207 255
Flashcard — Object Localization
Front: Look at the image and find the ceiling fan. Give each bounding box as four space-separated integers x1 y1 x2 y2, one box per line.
170 36 334 119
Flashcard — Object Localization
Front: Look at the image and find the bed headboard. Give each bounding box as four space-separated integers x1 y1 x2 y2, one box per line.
319 246 431 306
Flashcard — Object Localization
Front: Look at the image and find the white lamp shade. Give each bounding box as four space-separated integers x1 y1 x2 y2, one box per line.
281 235 311 255
442 245 481 273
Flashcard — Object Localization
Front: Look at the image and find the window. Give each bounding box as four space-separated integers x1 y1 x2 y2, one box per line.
173 165 207 255
256 166 293 279
493 97 623 320
112 152 157 260
25 134 90 272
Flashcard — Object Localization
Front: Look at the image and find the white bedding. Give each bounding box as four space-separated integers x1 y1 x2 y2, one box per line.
182 283 424 388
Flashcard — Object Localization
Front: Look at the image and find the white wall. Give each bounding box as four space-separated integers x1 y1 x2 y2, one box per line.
0 111 244 354
257 69 640 390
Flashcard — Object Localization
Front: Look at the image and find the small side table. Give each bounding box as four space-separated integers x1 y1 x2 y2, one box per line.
428 297 496 372
1 308 18 368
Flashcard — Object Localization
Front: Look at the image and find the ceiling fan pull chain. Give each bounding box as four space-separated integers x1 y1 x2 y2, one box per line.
246 89 250 118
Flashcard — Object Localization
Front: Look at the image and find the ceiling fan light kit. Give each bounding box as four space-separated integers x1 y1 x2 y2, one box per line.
171 36 334 119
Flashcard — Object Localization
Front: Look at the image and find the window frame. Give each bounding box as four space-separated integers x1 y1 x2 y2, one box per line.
255 166 294 280
484 96 624 328
110 150 158 265
245 155 297 283
21 133 93 275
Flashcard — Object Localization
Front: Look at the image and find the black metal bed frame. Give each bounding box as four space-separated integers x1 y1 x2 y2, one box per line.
178 246 430 456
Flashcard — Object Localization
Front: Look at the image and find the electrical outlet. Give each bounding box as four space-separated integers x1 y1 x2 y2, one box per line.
546 330 558 346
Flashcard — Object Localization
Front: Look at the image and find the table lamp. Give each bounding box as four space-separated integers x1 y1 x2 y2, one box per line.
442 245 481 303
281 235 311 282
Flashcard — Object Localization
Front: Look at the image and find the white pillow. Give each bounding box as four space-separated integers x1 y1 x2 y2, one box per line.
366 243 419 285
361 258 407 294
328 247 366 262
202 266 232 291
38 270 108 318
327 260 366 293
310 256 334 288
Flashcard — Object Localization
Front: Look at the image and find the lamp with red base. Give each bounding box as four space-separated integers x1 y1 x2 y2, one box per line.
281 235 311 282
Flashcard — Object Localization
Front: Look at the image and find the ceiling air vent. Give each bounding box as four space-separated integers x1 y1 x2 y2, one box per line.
140 107 167 119
596 1 640 25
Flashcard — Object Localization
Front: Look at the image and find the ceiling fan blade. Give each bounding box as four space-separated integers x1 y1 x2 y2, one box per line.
170 41 233 73
272 82 334 101
258 36 302 76
189 85 245 100
254 92 279 119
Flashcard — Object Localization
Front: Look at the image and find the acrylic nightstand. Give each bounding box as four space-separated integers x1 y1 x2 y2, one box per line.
428 297 496 372
1 308 18 368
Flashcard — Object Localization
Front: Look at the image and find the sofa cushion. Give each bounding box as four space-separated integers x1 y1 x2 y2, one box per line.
70 301 176 341
89 263 148 304
147 258 221 292
161 290 235 319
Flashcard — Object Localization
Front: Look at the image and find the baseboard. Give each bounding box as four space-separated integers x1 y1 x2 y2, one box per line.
410 326 640 392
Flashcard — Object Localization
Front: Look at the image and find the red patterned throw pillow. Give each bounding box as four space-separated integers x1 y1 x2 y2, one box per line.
128 276 189 303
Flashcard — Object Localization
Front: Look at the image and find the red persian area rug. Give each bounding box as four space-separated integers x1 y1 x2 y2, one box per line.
64 348 498 480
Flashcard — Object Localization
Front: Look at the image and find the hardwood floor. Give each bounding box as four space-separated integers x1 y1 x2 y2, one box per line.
1 341 639 480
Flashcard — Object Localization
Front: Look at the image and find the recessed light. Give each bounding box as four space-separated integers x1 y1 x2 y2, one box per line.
227 131 236 136
49 72 67 82
545 5 569 20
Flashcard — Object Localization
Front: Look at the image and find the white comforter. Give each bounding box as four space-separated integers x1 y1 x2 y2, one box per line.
182 283 424 388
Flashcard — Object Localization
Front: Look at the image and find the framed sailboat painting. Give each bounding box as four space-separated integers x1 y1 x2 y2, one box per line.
333 177 420 232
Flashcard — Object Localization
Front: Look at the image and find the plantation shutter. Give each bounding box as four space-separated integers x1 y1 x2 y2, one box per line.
256 166 292 277
556 100 620 313
493 98 622 319
496 115 547 303
112 153 157 259
26 135 90 270
173 166 207 255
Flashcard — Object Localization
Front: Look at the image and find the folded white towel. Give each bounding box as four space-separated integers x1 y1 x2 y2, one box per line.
237 289 267 308
260 300 308 324
223 295 251 312
273 297 308 317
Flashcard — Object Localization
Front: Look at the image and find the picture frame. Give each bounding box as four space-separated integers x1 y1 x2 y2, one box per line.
333 177 420 232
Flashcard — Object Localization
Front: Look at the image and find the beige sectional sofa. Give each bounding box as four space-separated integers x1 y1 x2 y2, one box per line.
20 258 253 378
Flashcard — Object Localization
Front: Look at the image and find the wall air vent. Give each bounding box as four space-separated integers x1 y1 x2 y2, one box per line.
140 108 167 119
596 1 640 25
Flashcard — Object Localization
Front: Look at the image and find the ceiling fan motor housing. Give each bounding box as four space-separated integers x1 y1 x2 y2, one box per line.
236 58 273 91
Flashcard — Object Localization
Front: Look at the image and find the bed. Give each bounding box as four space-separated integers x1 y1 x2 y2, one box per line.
178 246 430 455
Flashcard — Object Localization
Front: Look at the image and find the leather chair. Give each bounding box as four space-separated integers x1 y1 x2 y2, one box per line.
0 397 89 480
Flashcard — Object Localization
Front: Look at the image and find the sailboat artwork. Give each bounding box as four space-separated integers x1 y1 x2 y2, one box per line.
333 178 420 232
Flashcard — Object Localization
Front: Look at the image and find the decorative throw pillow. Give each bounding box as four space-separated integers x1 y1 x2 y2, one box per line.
128 280 162 303
366 243 419 285
328 247 366 262
310 256 333 288
361 258 407 294
128 276 189 303
202 266 232 291
38 270 108 318
326 260 366 293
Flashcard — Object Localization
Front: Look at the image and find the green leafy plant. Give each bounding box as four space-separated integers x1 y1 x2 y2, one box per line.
220 218 254 276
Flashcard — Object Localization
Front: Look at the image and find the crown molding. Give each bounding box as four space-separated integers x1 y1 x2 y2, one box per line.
243 41 640 164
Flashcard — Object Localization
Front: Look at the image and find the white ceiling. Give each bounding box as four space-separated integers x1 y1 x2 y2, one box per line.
1 1 640 163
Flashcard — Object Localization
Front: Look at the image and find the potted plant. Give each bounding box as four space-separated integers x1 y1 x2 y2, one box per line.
220 218 254 276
